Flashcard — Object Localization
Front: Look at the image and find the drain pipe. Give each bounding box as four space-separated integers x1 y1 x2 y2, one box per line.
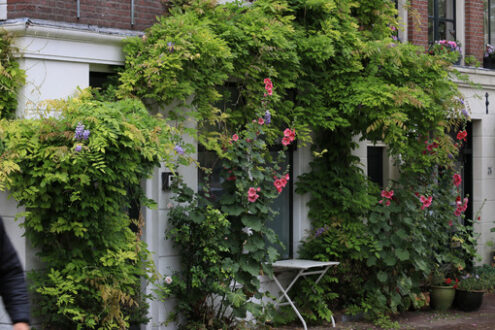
131 0 135 26
76 0 80 19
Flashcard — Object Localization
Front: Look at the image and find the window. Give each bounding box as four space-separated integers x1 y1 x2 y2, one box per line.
428 0 456 43
367 146 384 188
485 0 495 45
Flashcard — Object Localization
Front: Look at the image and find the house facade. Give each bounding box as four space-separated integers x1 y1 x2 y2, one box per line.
0 0 494 329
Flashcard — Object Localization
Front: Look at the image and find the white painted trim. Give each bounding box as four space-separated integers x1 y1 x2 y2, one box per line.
0 0 6 21
456 0 465 64
398 0 408 43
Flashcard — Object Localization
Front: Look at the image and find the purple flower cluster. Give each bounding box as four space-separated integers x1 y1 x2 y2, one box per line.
174 145 184 155
74 122 90 140
75 145 82 152
167 42 175 53
264 110 271 125
314 226 326 238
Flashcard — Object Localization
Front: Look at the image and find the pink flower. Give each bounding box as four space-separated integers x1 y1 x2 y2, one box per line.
248 187 257 197
285 173 290 181
385 200 391 206
379 200 383 204
274 179 284 193
449 220 453 227
453 173 462 187
165 276 173 284
247 187 260 202
381 190 394 199
282 136 291 146
283 128 296 142
258 118 265 125
232 134 239 142
457 130 467 141
420 195 432 209
280 178 287 187
264 78 273 96
248 194 259 202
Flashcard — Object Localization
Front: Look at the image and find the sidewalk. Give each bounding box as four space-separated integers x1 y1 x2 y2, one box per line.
275 293 495 329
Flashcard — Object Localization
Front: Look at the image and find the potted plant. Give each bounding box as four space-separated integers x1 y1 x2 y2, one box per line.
484 44 495 69
430 271 457 311
454 273 487 311
428 40 462 65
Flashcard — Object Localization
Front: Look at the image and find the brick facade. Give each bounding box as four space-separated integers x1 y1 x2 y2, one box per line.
6 0 166 31
408 0 429 50
465 0 485 62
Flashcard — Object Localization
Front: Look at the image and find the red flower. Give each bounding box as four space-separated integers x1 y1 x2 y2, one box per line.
247 187 260 202
449 220 453 226
274 179 284 193
453 173 462 187
456 130 467 141
445 278 452 285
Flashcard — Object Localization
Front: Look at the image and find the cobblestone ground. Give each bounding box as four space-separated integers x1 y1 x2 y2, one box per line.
274 293 495 329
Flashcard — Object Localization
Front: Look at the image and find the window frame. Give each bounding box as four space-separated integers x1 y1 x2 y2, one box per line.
428 0 456 44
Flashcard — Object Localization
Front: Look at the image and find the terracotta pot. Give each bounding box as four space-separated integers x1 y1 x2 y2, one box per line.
430 285 455 311
454 289 485 312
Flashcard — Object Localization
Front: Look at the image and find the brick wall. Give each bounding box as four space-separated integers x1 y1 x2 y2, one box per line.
465 0 485 62
407 0 429 50
6 0 166 31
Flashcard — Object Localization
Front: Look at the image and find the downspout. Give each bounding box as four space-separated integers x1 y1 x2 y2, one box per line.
131 0 135 27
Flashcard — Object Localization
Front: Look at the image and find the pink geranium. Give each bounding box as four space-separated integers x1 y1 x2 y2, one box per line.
232 134 239 142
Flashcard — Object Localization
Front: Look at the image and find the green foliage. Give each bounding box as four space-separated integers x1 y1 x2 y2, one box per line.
162 89 291 327
0 31 25 119
116 0 474 324
0 94 180 328
464 55 481 68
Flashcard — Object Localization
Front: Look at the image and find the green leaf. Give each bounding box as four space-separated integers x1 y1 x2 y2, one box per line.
395 248 410 261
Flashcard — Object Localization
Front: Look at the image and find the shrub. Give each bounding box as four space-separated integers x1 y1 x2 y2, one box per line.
0 94 180 328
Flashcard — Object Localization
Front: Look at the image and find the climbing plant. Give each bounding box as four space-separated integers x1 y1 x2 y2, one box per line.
0 93 183 328
0 30 25 119
117 0 473 324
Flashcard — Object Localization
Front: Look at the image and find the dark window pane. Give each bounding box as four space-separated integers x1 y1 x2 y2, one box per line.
367 147 384 188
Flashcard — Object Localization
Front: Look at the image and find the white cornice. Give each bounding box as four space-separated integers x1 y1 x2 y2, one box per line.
0 18 142 65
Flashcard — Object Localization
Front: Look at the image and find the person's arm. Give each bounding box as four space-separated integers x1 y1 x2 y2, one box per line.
0 218 30 327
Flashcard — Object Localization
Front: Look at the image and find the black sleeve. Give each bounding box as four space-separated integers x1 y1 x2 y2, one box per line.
0 217 30 324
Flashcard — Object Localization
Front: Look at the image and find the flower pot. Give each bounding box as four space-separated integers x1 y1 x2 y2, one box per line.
484 57 495 70
430 285 455 311
454 289 485 312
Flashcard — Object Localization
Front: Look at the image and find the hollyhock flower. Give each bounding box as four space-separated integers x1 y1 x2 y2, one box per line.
285 173 290 181
445 278 452 285
174 145 185 155
449 220 453 226
248 194 259 202
284 128 296 142
385 200 391 206
248 187 257 197
264 78 273 95
242 227 254 236
381 190 394 199
258 118 264 125
274 179 284 193
226 175 236 181
379 200 383 204
420 195 432 209
282 136 291 146
453 173 462 187
457 130 467 141
165 276 173 284
232 134 239 142
454 208 462 216
280 178 287 187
